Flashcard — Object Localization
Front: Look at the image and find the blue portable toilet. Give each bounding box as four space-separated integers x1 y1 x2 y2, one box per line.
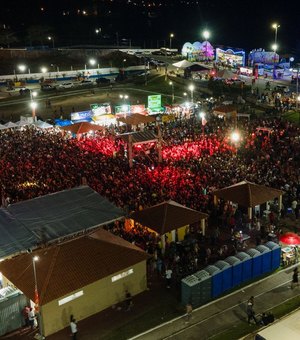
246 248 262 278
265 241 281 270
256 245 272 273
193 270 212 305
225 256 242 287
215 260 232 292
204 265 222 298
235 251 252 282
181 275 200 307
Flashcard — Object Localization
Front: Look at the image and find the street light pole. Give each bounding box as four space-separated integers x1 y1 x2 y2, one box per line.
169 81 174 104
272 23 280 79
202 30 210 63
169 33 174 50
48 36 55 49
30 90 37 122
32 256 44 339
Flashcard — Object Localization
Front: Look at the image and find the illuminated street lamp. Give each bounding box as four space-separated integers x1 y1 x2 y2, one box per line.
169 81 174 104
32 255 44 339
188 84 195 103
123 59 127 69
18 64 30 74
169 33 174 49
202 30 210 63
95 28 101 34
119 94 129 101
89 58 96 66
48 36 55 48
272 23 280 78
231 130 241 155
41 67 47 74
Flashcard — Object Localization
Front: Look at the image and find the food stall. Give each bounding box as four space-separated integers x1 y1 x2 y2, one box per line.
279 232 300 266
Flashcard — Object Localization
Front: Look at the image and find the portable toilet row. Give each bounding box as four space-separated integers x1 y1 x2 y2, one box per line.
181 270 211 307
265 241 281 269
181 243 281 306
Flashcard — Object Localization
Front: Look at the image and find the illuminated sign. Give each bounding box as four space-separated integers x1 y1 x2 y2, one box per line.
58 290 84 306
111 268 134 282
71 111 93 121
115 105 130 114
90 103 112 116
216 48 245 67
130 104 146 114
148 95 161 109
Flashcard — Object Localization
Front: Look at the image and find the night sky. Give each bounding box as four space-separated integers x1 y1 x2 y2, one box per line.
0 0 299 55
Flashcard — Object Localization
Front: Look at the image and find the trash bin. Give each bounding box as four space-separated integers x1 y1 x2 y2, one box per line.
215 260 232 292
194 270 212 306
181 275 200 306
235 251 252 282
246 248 262 278
265 241 281 270
204 265 222 298
256 244 272 273
225 256 242 287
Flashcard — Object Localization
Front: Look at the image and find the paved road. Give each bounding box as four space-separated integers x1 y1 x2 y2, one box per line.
130 265 300 340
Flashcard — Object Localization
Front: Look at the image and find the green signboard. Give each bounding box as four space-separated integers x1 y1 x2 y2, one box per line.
148 95 161 109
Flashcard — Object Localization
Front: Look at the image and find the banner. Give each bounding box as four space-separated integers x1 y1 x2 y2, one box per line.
90 103 112 116
148 95 162 109
130 104 146 114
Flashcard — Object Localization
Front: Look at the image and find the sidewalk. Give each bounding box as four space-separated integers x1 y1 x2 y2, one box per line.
130 265 300 340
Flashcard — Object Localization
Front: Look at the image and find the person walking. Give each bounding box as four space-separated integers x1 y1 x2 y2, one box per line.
165 267 173 289
185 303 193 323
246 296 258 325
125 290 133 311
291 267 299 289
70 315 78 340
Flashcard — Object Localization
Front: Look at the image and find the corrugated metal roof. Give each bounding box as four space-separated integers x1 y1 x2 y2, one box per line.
117 131 158 144
0 229 149 305
0 186 124 259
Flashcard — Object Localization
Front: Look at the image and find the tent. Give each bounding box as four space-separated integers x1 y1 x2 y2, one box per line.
279 232 300 246
215 69 237 79
4 121 17 128
117 113 155 126
172 60 195 68
34 120 53 129
15 120 31 127
213 180 283 208
130 200 208 235
0 124 7 130
213 105 237 118
60 122 103 134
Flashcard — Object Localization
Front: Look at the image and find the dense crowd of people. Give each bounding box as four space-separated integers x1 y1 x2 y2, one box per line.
0 115 299 279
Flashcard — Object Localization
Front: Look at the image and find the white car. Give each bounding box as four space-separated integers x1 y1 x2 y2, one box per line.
80 79 94 86
58 82 74 89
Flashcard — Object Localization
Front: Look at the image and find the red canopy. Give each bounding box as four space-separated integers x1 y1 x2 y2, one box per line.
279 232 300 245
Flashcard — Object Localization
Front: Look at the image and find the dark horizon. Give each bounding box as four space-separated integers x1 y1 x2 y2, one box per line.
0 0 299 56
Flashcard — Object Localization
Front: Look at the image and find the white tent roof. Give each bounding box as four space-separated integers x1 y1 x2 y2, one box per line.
34 120 53 129
172 60 195 68
4 122 18 128
16 120 31 127
0 124 7 130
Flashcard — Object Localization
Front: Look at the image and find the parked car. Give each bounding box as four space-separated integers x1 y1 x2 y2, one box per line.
80 79 94 86
96 77 111 85
19 88 31 95
58 82 74 89
41 84 57 91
